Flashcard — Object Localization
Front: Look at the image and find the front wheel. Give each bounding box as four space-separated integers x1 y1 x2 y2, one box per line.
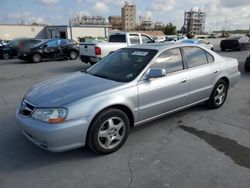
32 53 41 63
206 80 228 109
87 108 130 154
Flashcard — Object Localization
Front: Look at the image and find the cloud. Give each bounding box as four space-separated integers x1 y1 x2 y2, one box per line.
39 0 59 6
92 2 109 13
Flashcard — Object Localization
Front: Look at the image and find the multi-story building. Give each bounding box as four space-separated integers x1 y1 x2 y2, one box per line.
121 2 136 31
138 16 153 31
70 15 107 26
183 8 206 34
154 22 164 31
109 16 122 30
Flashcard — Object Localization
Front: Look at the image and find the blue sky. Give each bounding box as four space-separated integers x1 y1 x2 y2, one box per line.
0 0 250 31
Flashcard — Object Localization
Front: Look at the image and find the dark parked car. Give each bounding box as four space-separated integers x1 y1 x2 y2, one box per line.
0 38 43 59
220 36 250 51
18 39 79 63
245 54 250 71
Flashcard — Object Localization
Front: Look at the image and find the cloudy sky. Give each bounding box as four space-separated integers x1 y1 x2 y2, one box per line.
0 0 250 31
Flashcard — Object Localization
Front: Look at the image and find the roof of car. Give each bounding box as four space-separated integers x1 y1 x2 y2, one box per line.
125 43 197 51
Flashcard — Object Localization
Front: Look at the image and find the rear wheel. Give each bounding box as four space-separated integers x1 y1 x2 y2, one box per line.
87 108 130 154
221 47 225 52
2 52 10 59
69 50 78 60
32 53 41 63
206 80 228 109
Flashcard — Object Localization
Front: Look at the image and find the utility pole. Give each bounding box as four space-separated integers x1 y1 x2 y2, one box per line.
19 2 24 25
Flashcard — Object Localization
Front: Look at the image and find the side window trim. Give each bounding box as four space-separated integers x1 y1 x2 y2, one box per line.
182 46 211 69
151 47 185 75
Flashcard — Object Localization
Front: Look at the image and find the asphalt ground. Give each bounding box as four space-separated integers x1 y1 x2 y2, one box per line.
0 41 250 188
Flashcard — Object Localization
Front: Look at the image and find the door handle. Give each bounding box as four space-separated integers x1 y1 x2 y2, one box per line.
180 79 187 84
214 71 218 73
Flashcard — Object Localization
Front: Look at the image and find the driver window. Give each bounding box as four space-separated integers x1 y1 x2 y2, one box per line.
152 48 184 74
141 35 153 44
46 40 58 47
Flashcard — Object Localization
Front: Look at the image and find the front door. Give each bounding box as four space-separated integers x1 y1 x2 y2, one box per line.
138 48 189 121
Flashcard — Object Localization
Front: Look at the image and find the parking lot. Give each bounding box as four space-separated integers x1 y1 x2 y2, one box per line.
0 41 250 188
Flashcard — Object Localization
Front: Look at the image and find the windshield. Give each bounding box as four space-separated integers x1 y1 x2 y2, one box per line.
31 40 48 48
87 48 157 82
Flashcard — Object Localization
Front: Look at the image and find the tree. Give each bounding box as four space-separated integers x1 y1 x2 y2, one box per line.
163 23 177 35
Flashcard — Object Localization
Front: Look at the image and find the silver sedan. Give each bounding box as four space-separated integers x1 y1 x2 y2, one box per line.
16 43 240 154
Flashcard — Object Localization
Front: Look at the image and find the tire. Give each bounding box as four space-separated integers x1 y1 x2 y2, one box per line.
2 52 10 59
211 47 214 51
206 80 228 109
69 50 78 60
245 59 250 72
89 62 95 66
87 108 130 154
32 53 41 63
221 48 225 52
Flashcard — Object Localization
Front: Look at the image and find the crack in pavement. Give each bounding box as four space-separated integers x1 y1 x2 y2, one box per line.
128 146 134 188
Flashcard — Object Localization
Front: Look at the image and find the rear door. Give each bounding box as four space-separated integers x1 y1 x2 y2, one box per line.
43 39 58 59
138 48 189 121
182 46 216 104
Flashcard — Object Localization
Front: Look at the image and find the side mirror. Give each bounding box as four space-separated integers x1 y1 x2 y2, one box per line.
43 44 48 48
206 42 211 44
146 68 166 80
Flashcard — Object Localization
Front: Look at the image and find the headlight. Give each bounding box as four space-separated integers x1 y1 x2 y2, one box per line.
32 108 68 123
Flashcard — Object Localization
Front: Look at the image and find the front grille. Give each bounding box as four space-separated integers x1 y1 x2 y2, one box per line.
19 100 36 116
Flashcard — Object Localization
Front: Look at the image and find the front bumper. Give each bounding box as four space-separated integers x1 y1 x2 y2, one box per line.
16 108 92 152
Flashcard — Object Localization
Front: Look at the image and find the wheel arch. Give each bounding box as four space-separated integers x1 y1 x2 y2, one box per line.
219 76 230 87
90 104 135 128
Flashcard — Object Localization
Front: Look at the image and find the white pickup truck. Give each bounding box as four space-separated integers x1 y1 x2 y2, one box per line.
79 32 154 65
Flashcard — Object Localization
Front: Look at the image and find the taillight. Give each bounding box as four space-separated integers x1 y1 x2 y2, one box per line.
95 46 101 56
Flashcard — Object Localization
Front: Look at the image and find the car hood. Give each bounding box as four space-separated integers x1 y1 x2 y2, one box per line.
25 72 123 107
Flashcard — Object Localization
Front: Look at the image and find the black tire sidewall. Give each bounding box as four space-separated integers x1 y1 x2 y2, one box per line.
87 108 130 154
3 53 10 59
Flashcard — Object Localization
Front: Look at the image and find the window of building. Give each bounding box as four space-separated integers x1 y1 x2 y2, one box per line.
152 48 184 74
183 47 208 68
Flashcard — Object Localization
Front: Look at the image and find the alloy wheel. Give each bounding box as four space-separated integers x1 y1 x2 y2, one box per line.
97 117 126 150
214 84 226 105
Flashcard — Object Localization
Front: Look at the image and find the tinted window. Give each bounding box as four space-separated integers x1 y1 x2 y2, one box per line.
46 40 58 47
129 34 140 44
109 35 126 43
152 48 184 74
206 52 214 63
87 48 157 82
198 40 206 44
183 47 208 68
141 35 153 44
57 39 68 45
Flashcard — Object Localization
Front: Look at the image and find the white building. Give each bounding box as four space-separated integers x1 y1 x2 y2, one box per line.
0 24 111 41
183 8 206 34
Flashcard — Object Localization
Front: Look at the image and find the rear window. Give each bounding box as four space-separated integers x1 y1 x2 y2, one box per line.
108 35 126 43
